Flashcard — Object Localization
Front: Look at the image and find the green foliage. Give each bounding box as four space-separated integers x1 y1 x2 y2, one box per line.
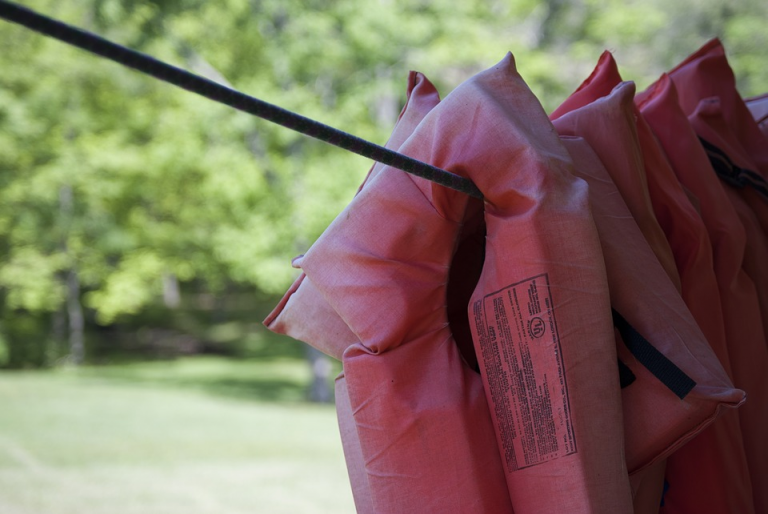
0 310 59 368
0 0 766 365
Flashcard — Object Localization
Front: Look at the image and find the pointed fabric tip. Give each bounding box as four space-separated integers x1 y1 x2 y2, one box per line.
635 73 672 109
551 50 623 120
668 37 725 76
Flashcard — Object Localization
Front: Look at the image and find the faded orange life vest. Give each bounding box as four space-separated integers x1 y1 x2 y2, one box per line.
638 74 757 514
566 52 756 514
269 54 640 513
294 68 520 511
684 98 768 343
463 54 634 514
550 61 745 514
267 72 509 513
646 39 768 241
265 71 441 513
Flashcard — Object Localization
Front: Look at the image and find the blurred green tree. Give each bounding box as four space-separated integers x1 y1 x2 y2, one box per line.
0 0 765 367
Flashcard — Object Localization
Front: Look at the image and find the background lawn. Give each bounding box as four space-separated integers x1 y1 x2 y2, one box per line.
0 356 355 514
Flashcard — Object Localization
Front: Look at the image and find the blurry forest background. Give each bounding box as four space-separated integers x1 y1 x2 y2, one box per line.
1 1 767 513
0 0 766 371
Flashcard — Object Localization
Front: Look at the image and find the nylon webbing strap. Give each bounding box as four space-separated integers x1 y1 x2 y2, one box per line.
0 0 483 199
700 137 768 201
617 359 636 389
612 309 696 400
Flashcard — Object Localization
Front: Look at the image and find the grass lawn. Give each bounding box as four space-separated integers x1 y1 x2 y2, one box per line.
0 356 355 514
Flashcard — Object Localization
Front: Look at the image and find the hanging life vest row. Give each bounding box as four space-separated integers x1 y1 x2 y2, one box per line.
266 40 768 514
1 3 766 513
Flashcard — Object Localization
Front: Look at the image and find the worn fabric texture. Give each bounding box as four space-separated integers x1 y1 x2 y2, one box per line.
265 71 442 361
645 39 768 238
462 55 633 514
639 74 757 514
550 65 745 505
288 66 516 511
265 43 762 514
684 98 768 514
267 72 510 513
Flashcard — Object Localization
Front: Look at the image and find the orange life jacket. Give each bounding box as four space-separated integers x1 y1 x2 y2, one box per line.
463 54 634 514
550 60 745 514
638 73 757 514
267 71 512 513
645 39 768 241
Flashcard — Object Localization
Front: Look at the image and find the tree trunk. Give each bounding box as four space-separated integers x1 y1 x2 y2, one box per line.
306 346 332 403
67 269 85 365
52 307 67 362
163 272 181 308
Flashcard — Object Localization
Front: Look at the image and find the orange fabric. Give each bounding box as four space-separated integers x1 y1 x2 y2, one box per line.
459 55 632 513
683 98 768 514
638 74 756 514
269 72 494 513
265 71 442 362
684 98 768 343
643 39 768 239
334 373 374 514
653 39 768 177
550 67 744 499
295 61 518 510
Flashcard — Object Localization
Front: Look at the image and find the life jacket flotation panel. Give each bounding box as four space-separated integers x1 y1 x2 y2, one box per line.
271 54 638 513
638 74 757 514
550 73 745 488
680 97 768 514
296 73 518 510
461 53 634 514
268 72 511 513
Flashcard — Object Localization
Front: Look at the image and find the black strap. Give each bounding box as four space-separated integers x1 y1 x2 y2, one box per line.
617 359 636 389
0 0 483 199
612 309 696 399
699 137 768 201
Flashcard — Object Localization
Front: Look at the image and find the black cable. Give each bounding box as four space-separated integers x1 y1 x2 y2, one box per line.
0 0 483 199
